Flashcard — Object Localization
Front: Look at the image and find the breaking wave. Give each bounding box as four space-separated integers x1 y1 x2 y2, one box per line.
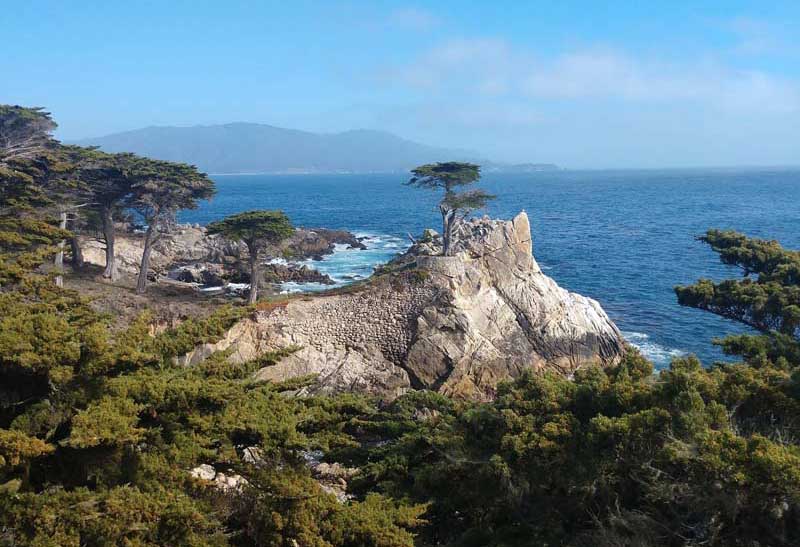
279 232 407 293
622 331 686 369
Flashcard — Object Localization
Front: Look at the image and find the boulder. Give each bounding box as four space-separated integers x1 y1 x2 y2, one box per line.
189 463 249 492
285 228 367 260
170 263 227 286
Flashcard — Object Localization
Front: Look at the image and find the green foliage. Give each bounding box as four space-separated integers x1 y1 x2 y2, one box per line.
152 305 248 361
126 156 216 292
346 348 800 546
0 106 74 285
677 230 800 336
0 429 53 469
196 346 303 381
701 229 800 284
676 277 800 334
206 210 294 248
0 486 227 546
127 157 216 217
64 397 145 449
0 105 57 162
228 468 426 547
442 189 495 212
0 273 421 544
406 162 481 192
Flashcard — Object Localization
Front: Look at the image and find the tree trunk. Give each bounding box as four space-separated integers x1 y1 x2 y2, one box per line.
55 210 67 287
69 236 84 269
441 207 457 256
440 204 448 256
136 223 156 294
101 206 118 281
247 247 260 305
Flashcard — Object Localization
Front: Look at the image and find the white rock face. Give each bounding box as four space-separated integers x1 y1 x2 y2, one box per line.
189 463 216 481
404 212 624 399
179 212 625 401
82 225 235 276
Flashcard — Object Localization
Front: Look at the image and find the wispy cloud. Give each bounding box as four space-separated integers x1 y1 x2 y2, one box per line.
388 38 524 94
525 50 800 113
386 39 800 114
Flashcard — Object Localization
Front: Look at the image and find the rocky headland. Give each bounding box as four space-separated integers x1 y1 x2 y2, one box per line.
178 212 625 401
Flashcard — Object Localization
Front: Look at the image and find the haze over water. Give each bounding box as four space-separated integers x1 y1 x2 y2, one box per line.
181 168 800 368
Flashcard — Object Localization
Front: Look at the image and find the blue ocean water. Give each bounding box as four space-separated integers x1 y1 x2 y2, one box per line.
180 169 800 369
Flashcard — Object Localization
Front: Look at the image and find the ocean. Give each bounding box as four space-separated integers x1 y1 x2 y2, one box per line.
180 168 800 369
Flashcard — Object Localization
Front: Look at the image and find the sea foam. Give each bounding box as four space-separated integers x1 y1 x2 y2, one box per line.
622 331 686 369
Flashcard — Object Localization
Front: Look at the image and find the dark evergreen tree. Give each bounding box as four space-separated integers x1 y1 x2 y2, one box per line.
0 105 69 285
0 105 57 162
127 158 215 293
406 162 494 255
71 150 141 281
207 210 294 304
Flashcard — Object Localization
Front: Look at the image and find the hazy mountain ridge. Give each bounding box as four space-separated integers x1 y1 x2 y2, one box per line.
75 122 481 174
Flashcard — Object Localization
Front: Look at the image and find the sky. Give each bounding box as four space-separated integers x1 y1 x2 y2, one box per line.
3 0 799 168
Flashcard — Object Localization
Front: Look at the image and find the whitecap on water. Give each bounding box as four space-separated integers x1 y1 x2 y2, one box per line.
280 281 328 294
267 257 288 266
622 331 686 369
278 232 408 293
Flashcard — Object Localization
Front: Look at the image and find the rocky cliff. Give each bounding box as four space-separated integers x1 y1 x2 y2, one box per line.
179 212 625 401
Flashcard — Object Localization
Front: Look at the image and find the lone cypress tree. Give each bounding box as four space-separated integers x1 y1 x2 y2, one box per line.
406 162 494 255
207 210 294 304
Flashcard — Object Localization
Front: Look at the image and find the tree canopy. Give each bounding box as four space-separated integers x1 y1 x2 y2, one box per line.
73 150 142 280
676 230 800 337
0 105 57 163
407 161 481 192
207 210 294 248
0 106 72 284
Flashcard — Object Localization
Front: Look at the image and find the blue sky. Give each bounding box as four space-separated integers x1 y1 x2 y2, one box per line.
3 0 799 167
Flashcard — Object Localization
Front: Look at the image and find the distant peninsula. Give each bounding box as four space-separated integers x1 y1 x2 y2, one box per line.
74 122 556 174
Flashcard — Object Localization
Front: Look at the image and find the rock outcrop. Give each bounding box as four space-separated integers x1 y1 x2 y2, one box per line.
180 212 625 401
189 463 249 492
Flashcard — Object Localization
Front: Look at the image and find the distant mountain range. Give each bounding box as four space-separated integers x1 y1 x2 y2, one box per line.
75 122 558 174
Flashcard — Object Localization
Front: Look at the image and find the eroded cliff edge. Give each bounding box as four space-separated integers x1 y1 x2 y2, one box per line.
179 212 625 401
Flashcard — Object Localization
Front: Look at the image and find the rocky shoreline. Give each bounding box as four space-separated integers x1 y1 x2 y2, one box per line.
81 223 367 293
